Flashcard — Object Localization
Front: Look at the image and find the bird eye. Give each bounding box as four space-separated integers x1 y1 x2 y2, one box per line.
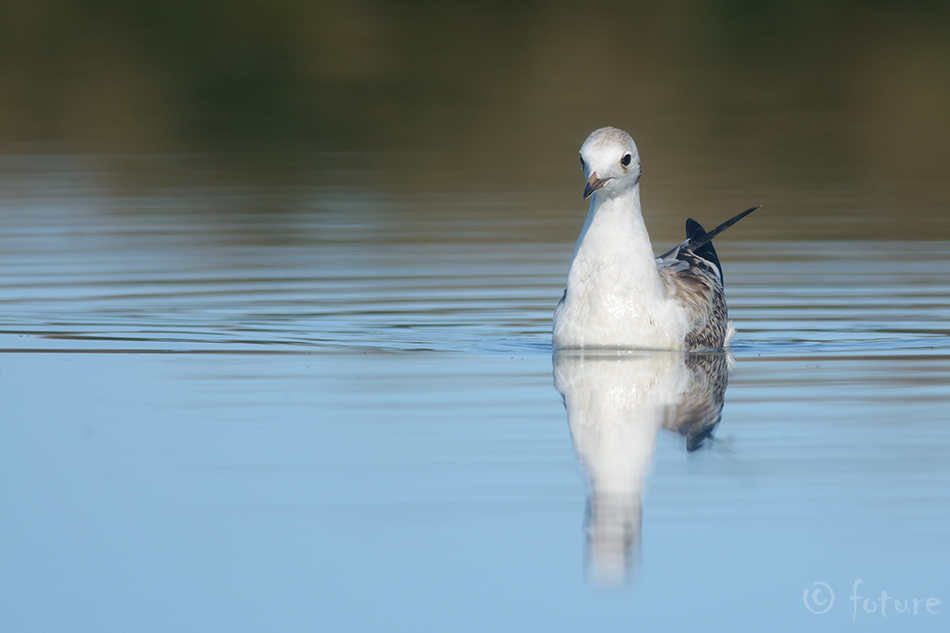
579 154 585 168
621 153 632 167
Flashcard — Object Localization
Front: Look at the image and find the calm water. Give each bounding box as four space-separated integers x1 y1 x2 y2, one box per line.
0 154 948 632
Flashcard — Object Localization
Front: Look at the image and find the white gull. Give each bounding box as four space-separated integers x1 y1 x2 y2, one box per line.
553 348 731 584
553 126 758 350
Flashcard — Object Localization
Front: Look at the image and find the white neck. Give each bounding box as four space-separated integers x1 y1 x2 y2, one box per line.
568 184 662 297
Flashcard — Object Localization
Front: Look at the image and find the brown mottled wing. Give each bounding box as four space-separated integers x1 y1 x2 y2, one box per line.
663 351 731 451
656 246 729 349
655 207 758 349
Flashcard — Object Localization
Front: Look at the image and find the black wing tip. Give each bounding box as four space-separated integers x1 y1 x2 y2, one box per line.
684 217 722 276
686 425 716 452
685 218 706 240
690 205 761 250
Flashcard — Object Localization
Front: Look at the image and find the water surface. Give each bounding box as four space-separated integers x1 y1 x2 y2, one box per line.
1 154 949 632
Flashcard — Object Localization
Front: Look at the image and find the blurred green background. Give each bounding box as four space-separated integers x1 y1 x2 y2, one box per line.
1 0 949 240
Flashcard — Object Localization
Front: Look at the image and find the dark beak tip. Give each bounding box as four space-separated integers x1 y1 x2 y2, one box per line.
583 172 608 200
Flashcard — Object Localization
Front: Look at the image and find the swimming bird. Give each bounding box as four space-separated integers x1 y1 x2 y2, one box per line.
553 348 731 584
553 127 758 350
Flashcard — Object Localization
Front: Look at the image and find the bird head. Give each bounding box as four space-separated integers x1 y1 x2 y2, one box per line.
579 127 642 200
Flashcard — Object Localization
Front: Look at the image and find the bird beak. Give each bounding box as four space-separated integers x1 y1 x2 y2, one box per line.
583 172 610 199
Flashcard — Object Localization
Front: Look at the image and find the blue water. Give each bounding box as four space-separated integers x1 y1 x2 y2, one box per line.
1 157 949 632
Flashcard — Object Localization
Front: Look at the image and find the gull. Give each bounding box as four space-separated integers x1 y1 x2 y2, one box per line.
553 348 731 584
553 126 758 350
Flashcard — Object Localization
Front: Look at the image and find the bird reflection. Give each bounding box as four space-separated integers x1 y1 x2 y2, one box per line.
552 349 731 586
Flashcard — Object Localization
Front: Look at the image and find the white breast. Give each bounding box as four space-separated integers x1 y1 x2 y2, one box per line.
553 273 688 350
552 185 690 350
